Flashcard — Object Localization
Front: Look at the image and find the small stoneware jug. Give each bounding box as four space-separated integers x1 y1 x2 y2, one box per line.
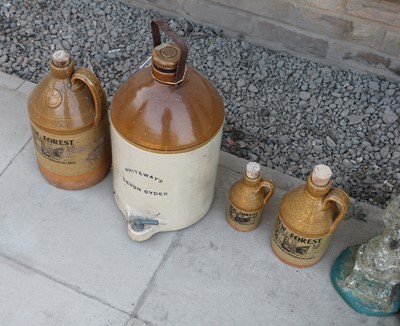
271 164 350 267
227 162 275 231
28 50 111 189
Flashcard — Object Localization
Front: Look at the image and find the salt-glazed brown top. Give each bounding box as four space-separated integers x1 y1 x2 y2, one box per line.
279 173 351 237
110 64 224 152
28 52 102 134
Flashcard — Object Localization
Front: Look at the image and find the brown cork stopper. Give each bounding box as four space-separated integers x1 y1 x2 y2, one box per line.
52 50 71 67
246 162 261 179
311 164 332 187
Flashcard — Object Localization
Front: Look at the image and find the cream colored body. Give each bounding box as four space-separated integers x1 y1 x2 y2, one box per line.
111 122 222 241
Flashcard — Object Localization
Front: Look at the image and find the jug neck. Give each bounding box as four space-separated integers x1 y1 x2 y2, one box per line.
242 172 260 188
151 43 185 85
50 50 75 79
305 175 332 198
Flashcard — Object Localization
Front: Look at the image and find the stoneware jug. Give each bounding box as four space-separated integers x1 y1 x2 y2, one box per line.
110 19 224 241
28 50 111 190
271 164 350 267
227 162 275 231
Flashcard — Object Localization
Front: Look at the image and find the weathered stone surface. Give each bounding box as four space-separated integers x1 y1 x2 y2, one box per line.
183 0 254 35
254 18 329 58
121 0 400 78
209 0 299 24
346 0 400 26
383 29 400 57
342 51 391 68
297 0 344 11
297 7 353 40
120 0 181 15
346 20 386 49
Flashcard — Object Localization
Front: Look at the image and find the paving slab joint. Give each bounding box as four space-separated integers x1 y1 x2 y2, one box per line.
0 252 130 316
0 137 32 178
130 231 184 320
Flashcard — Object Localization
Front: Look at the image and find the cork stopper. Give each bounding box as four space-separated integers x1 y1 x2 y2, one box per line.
152 43 180 71
311 164 332 187
151 43 183 84
52 50 71 67
246 162 261 179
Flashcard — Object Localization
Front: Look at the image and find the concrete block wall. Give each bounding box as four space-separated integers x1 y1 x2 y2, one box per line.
120 0 400 79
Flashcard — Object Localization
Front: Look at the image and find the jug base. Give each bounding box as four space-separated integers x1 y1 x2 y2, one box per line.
38 159 111 190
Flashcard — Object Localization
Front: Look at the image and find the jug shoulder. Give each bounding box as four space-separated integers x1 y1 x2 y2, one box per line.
110 67 224 152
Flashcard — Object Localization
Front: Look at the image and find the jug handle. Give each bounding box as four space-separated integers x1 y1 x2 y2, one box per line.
71 68 106 128
151 19 189 83
257 179 275 207
322 188 350 233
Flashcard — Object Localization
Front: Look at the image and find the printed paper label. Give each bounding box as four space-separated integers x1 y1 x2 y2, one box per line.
31 120 109 176
272 216 331 265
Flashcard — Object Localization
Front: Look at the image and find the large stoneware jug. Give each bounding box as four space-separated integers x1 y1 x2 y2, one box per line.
110 19 224 241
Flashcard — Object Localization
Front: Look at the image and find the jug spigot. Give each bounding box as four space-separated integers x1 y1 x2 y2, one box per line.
132 218 159 232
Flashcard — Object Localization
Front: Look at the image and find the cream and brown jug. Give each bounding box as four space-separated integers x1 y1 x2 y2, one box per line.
28 50 111 189
110 19 225 241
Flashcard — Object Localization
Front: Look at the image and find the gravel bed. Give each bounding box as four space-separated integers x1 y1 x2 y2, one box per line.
1 0 399 208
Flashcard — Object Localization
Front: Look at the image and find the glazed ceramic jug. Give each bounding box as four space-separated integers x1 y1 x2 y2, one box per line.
28 50 111 190
110 19 224 241
271 164 350 267
227 162 275 231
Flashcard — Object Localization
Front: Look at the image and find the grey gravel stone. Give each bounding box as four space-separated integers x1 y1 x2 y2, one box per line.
343 159 353 169
237 78 246 88
223 58 232 66
346 114 366 125
314 146 324 154
383 108 398 124
326 136 336 148
248 84 258 93
310 96 318 108
368 81 379 90
290 152 300 162
0 55 7 64
366 107 375 114
279 135 290 144
385 89 395 96
380 147 390 158
299 91 310 100
341 108 349 117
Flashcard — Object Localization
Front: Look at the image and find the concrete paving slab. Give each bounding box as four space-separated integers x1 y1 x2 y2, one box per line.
0 71 24 90
17 80 36 97
0 81 32 175
0 141 177 314
135 161 398 325
0 256 129 326
0 72 397 325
